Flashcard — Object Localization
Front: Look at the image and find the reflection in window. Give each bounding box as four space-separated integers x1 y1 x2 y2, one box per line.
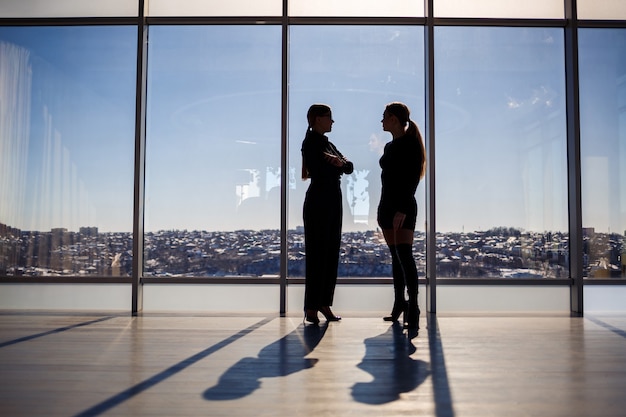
288 26 425 278
579 29 626 279
435 27 568 279
144 26 282 277
0 26 137 277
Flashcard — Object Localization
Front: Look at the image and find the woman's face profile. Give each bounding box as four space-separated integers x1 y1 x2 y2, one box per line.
381 111 395 132
316 112 334 133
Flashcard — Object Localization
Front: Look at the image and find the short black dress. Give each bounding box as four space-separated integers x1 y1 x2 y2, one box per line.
377 133 423 230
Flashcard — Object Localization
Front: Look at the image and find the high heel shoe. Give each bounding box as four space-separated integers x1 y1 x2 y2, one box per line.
383 300 408 322
304 309 320 324
403 304 420 329
320 306 341 321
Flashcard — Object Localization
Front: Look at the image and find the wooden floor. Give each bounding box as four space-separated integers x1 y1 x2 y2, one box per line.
1 311 626 417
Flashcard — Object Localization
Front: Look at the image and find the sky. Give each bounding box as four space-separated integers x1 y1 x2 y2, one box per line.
0 25 624 234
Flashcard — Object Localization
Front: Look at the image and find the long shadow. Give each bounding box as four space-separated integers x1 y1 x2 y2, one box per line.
585 315 626 339
427 313 455 417
351 322 429 404
0 316 115 348
204 323 327 400
74 317 274 417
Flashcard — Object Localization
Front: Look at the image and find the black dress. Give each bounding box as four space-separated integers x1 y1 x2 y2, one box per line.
301 130 354 310
376 132 424 327
377 133 423 230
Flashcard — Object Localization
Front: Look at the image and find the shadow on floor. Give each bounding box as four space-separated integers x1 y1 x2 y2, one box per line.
203 322 327 400
0 316 115 348
351 322 429 404
427 313 455 417
74 317 274 417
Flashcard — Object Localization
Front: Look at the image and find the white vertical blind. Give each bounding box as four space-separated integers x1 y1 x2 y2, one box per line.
0 0 138 18
578 0 626 20
435 0 563 19
4 0 626 20
147 0 282 17
289 0 424 18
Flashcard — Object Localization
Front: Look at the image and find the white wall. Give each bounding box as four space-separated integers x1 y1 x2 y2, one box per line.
1 283 624 314
584 286 626 313
434 285 570 313
142 284 280 312
0 283 131 311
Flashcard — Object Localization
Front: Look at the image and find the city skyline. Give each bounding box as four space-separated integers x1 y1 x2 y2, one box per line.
4 222 623 280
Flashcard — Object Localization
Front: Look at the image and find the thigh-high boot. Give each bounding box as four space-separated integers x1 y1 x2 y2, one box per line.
396 244 419 329
383 245 408 322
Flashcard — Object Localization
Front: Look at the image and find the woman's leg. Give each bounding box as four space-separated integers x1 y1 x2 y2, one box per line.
303 193 323 315
321 211 341 307
383 245 407 321
382 228 419 328
395 243 419 328
304 227 323 311
319 200 342 321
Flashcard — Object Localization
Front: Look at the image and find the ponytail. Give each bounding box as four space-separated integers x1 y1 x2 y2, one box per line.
302 156 309 180
302 125 310 179
385 102 426 179
410 119 427 180
407 119 418 139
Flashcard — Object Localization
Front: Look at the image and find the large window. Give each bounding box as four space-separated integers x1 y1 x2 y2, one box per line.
579 28 626 279
144 26 282 277
0 26 137 277
1 2 626 316
435 27 568 279
287 25 425 278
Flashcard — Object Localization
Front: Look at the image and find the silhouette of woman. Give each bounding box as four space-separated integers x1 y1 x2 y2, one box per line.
378 102 426 329
301 104 353 324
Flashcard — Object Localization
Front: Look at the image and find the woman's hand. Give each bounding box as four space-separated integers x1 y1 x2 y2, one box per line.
392 212 406 230
324 152 346 167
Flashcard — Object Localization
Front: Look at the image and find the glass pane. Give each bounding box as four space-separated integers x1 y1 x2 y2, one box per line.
435 0 563 18
0 26 137 277
579 29 626 279
435 27 568 279
148 0 282 17
0 0 137 17
289 0 424 17
288 26 425 278
145 26 282 277
578 0 626 20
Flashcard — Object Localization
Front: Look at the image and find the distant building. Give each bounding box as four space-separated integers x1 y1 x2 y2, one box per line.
582 227 595 237
79 227 98 237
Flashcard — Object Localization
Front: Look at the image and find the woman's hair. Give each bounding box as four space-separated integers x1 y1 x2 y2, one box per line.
385 102 427 179
306 103 331 128
302 104 332 180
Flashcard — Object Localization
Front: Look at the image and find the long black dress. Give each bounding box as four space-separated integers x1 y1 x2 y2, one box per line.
301 129 353 311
